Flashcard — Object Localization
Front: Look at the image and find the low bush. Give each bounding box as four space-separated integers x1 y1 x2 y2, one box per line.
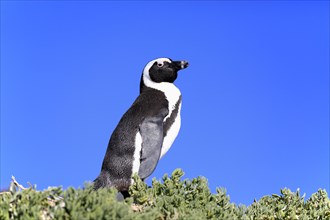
1 169 329 219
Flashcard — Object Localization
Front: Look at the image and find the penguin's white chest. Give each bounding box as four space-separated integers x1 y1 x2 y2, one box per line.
141 76 182 159
160 84 182 158
161 103 181 158
131 83 181 178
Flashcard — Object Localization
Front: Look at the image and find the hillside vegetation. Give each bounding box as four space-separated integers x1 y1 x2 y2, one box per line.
0 169 329 219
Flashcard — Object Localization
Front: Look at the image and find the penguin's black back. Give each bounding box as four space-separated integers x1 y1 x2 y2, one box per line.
94 87 168 191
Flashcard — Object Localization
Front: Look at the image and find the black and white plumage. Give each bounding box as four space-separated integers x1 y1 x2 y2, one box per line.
94 58 189 195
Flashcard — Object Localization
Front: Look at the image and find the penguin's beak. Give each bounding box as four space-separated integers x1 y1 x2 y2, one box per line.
173 60 189 70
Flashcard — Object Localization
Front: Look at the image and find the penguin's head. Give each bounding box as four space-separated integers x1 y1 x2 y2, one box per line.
142 58 189 84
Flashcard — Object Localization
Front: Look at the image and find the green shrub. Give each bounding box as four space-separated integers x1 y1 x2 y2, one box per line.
1 169 329 219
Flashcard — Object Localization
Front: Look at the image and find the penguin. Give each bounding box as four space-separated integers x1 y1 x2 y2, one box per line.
94 58 189 197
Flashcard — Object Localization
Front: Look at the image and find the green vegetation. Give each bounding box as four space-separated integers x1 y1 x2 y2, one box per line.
1 169 329 219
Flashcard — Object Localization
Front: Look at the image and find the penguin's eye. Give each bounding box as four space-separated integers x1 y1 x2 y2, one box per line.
157 62 164 68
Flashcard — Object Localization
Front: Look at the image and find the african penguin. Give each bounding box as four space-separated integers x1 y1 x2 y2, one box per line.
94 58 189 197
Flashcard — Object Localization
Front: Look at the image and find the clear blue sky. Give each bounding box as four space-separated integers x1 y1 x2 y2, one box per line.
1 1 329 205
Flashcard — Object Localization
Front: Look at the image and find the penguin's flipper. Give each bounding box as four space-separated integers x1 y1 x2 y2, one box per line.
138 114 165 179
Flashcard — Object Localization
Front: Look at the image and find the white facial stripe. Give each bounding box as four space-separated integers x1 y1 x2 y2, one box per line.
143 58 171 79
